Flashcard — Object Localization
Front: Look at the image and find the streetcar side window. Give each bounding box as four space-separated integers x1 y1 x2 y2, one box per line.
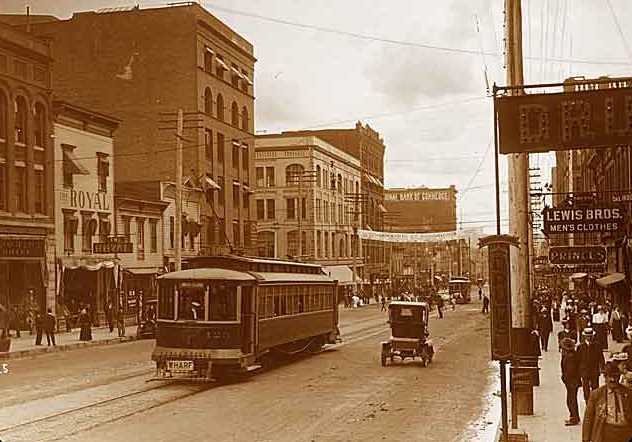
208 283 237 321
158 281 175 320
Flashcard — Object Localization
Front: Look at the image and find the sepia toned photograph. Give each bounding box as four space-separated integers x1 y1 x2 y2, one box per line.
1 1 632 441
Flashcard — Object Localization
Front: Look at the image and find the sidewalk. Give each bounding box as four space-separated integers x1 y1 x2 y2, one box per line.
0 324 140 360
508 323 624 441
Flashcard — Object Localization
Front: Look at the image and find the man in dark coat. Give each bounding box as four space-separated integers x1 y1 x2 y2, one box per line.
43 308 56 346
577 327 605 402
538 306 553 351
482 293 490 314
558 319 577 351
561 337 581 425
34 311 44 345
583 361 632 442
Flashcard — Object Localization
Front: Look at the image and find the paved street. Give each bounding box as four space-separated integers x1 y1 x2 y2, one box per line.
0 300 495 442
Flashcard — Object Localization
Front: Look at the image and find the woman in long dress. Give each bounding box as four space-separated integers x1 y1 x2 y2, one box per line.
78 308 92 341
611 305 624 343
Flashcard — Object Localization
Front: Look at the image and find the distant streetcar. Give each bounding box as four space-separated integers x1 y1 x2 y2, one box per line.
151 255 340 380
448 277 472 304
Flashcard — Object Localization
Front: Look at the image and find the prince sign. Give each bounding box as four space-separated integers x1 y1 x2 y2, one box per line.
542 206 624 235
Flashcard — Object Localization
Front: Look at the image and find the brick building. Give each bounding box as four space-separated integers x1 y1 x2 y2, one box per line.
3 3 256 259
0 22 55 317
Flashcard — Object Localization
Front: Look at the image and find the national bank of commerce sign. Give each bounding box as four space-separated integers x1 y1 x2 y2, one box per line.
495 78 632 154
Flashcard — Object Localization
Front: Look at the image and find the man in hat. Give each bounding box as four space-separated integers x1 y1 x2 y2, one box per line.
537 306 553 351
561 337 582 425
577 327 606 402
582 361 632 442
558 319 577 352
189 300 200 320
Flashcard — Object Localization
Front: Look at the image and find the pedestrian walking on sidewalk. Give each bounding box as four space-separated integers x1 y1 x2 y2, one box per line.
592 306 609 351
482 293 489 314
582 361 632 442
538 306 553 351
106 301 115 333
117 304 125 337
611 305 624 343
34 310 44 345
78 308 92 341
380 297 386 312
558 319 577 351
577 327 605 403
561 337 581 426
43 308 56 346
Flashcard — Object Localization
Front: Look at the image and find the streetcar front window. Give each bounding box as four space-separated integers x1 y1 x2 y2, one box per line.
177 282 206 321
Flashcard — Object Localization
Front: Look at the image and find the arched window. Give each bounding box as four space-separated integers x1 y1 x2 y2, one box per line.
14 96 28 144
241 106 249 131
216 94 224 120
285 163 304 186
316 165 321 187
231 101 239 126
204 88 212 115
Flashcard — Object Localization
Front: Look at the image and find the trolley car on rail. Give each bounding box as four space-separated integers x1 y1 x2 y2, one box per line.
151 255 340 380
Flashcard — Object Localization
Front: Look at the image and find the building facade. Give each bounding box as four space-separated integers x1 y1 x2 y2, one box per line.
53 101 118 321
0 23 55 318
268 123 387 281
254 135 362 271
7 3 256 259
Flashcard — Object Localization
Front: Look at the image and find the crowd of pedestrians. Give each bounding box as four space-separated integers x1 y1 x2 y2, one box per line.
531 286 632 441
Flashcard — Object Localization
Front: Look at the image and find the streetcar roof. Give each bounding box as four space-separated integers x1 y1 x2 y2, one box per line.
389 301 429 308
249 272 334 283
157 268 255 281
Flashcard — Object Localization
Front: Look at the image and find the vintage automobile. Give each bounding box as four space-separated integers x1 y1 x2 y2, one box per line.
381 301 434 367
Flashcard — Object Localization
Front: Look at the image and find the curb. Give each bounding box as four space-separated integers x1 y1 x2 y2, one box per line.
0 335 140 360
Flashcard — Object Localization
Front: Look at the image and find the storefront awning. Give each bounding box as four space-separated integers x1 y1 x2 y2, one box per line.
570 272 588 280
322 265 354 285
64 260 117 271
203 175 221 190
596 272 625 287
124 267 160 276
63 148 90 175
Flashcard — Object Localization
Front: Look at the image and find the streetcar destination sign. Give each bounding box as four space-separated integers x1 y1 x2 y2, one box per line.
549 246 607 264
542 206 624 235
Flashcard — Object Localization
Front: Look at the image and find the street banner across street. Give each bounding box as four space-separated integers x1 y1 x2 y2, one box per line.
357 229 465 243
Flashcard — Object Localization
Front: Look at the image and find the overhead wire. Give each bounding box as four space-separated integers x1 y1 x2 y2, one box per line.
203 1 632 66
606 0 632 65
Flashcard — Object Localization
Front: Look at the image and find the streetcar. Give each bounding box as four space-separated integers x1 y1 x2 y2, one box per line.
151 255 339 380
448 277 472 304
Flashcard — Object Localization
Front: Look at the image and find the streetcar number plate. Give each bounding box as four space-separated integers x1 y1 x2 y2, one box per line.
167 360 194 372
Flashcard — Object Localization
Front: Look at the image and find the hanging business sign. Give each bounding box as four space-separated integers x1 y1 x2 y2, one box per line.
542 206 625 235
495 79 632 154
0 237 45 258
93 236 133 254
549 246 607 265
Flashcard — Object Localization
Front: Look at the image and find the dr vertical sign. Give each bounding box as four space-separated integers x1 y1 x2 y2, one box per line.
495 79 632 154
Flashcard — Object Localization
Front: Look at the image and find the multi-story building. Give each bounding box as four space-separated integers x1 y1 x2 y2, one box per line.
0 23 55 315
254 134 362 273
53 101 118 321
270 122 387 281
3 2 256 260
113 179 203 323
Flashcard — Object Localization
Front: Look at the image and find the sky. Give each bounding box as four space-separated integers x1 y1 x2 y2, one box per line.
5 0 632 234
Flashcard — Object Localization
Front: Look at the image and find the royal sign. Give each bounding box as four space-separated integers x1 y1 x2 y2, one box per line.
549 246 607 265
495 79 632 154
542 206 624 235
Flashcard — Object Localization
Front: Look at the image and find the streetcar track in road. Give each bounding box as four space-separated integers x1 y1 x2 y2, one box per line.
0 379 215 442
0 365 153 409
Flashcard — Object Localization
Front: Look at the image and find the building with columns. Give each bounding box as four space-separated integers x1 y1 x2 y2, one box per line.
0 23 55 316
254 134 362 274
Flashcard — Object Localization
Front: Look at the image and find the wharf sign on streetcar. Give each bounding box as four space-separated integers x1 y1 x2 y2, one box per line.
495 78 632 154
549 246 607 265
542 206 624 235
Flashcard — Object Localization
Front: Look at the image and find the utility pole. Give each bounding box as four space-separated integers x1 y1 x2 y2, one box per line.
505 0 534 436
175 108 183 271
345 192 365 294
